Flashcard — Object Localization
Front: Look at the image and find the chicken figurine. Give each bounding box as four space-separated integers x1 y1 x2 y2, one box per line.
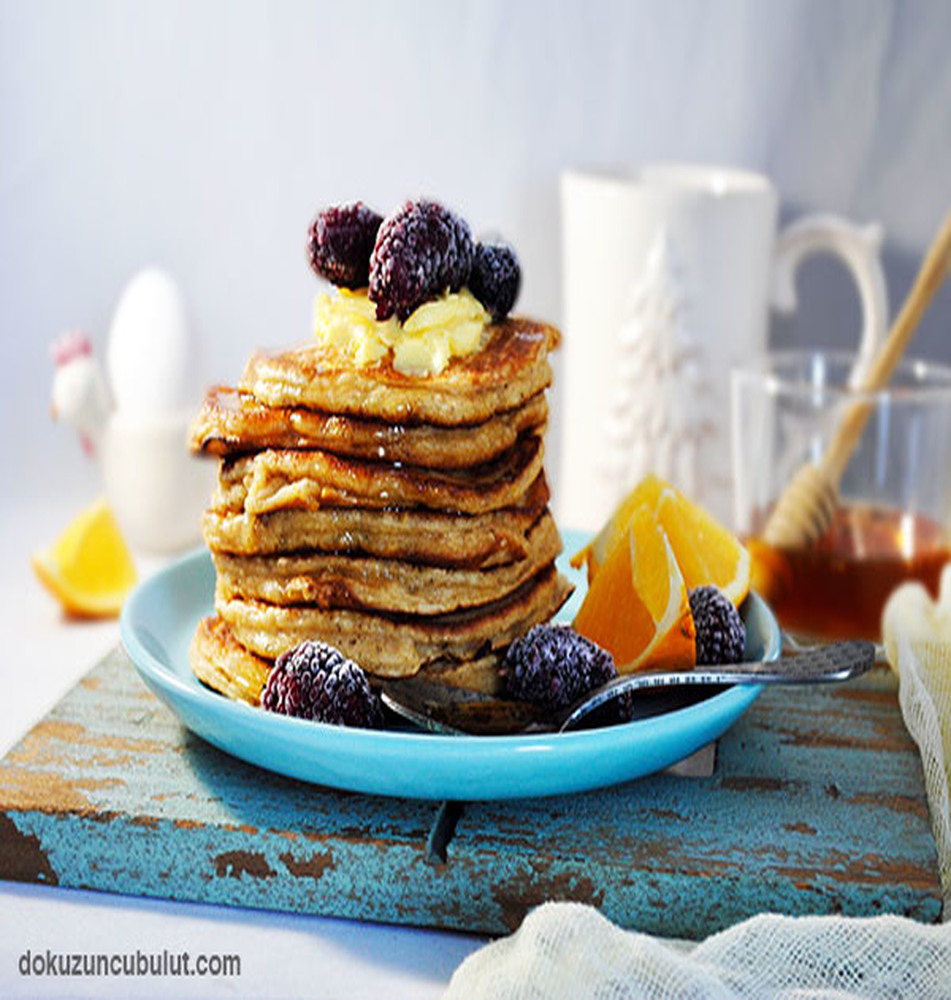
49 268 215 553
50 333 111 457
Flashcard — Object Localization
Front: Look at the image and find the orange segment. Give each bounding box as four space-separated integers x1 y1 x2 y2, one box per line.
573 475 750 607
570 474 666 581
573 505 696 673
655 490 751 606
32 499 137 618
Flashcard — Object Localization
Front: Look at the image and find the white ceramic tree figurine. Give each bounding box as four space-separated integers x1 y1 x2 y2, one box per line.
601 231 716 502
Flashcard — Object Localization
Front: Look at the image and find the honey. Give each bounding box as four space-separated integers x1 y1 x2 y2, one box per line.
748 504 950 640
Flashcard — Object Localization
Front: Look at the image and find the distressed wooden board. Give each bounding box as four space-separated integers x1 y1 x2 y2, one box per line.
0 649 941 937
453 671 944 936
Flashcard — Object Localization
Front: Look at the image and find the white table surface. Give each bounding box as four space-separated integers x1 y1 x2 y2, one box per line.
0 496 487 999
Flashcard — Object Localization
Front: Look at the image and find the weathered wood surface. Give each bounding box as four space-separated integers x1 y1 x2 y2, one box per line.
0 648 942 937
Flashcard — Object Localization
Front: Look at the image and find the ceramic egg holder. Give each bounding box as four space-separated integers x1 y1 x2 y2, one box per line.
49 268 214 553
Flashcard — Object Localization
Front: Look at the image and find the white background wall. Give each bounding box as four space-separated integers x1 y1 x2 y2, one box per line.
3 0 951 508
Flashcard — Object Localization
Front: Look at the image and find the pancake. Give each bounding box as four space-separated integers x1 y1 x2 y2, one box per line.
202 502 544 568
213 434 544 517
190 387 548 468
212 510 561 614
240 318 559 426
203 503 544 567
190 614 271 705
414 651 505 695
216 565 574 676
190 614 508 702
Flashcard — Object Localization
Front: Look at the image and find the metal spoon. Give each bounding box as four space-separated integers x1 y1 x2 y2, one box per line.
381 639 877 736
558 639 875 731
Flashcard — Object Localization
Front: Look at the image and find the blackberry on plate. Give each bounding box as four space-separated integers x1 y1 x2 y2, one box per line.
368 199 474 321
505 624 617 712
308 202 383 288
689 586 746 665
262 640 382 728
469 242 521 321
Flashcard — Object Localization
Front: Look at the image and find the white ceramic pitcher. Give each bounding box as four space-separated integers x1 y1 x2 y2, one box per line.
558 164 887 529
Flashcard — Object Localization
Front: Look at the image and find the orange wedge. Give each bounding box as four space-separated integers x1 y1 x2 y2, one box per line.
32 499 137 618
573 504 696 673
654 490 751 606
570 474 666 581
572 476 750 607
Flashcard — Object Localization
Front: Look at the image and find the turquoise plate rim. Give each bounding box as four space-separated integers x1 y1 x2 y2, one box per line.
120 530 781 800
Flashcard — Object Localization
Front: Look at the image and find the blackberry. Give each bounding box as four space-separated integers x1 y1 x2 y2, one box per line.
505 625 617 712
469 242 521 321
308 202 383 288
368 199 474 321
261 640 382 728
689 586 746 665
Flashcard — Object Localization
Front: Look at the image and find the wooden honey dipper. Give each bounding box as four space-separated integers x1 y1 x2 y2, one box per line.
763 210 951 549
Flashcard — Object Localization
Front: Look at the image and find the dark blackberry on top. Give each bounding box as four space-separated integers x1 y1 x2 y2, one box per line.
368 200 475 321
308 202 383 289
505 624 617 712
469 242 521 321
689 586 746 665
262 639 382 728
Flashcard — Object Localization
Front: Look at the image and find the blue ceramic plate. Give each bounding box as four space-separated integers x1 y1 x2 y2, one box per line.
120 530 780 800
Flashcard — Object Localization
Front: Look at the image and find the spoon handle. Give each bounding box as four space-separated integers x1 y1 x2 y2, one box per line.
620 640 876 689
558 640 877 732
616 640 875 691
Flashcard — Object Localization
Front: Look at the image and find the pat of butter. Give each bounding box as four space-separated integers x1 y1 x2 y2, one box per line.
313 288 490 376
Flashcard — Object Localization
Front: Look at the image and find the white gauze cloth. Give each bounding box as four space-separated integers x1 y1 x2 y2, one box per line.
445 903 951 999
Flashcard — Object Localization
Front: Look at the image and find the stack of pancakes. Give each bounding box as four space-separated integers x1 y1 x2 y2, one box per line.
188 317 572 704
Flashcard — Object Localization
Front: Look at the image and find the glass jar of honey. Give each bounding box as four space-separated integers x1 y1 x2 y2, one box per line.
732 351 951 641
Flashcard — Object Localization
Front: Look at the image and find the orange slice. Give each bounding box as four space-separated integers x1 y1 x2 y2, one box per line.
573 505 696 673
572 475 750 607
32 499 137 618
654 490 751 606
570 474 666 581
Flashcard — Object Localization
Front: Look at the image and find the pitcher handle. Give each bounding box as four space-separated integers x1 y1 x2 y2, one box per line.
771 215 888 386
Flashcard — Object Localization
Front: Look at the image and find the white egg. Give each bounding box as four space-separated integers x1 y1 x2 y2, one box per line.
107 267 193 415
